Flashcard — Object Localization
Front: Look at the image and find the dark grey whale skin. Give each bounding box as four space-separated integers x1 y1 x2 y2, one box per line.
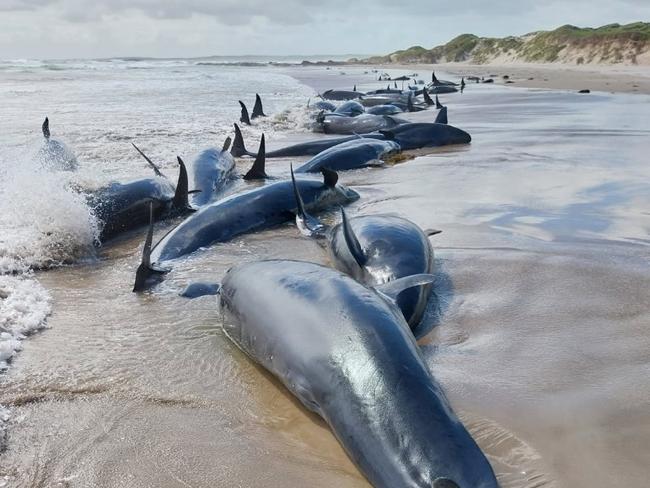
190 147 235 206
218 260 499 488
89 177 175 242
329 214 434 328
149 177 359 264
294 139 400 174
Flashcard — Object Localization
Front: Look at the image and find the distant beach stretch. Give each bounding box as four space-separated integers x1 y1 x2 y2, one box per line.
1 17 650 488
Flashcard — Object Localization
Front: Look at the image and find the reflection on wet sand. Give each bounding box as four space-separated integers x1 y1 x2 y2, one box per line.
1 67 649 487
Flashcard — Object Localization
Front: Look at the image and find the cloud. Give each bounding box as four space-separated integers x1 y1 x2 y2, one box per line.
1 0 649 58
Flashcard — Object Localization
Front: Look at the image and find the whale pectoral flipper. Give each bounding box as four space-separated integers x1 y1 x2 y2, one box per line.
133 201 168 292
340 207 367 267
239 101 251 125
42 117 50 139
423 89 434 106
374 273 437 302
291 164 325 237
243 134 268 180
180 282 221 298
425 228 443 236
131 142 166 178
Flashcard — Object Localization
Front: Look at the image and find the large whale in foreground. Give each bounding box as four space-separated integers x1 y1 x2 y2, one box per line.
38 117 78 171
329 209 441 329
133 169 358 290
215 260 499 488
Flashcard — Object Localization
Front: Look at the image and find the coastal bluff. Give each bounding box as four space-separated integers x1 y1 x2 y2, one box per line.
354 23 650 66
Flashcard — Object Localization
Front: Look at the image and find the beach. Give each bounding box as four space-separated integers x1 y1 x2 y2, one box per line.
1 59 649 488
364 62 650 95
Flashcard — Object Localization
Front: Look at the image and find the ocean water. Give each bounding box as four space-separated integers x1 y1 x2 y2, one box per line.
0 58 649 488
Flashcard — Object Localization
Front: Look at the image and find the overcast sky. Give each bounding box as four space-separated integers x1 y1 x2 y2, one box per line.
1 1 648 59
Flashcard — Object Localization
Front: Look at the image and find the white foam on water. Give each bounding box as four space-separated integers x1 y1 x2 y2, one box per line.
0 274 52 447
0 147 99 273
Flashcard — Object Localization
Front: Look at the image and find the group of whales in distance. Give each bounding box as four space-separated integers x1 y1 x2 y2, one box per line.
36 71 503 487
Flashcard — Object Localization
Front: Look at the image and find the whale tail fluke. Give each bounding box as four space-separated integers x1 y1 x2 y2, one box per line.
340 207 367 267
422 89 434 106
239 101 251 125
290 164 326 237
42 117 50 139
435 94 443 109
131 142 165 178
251 94 266 118
172 156 194 213
132 202 167 292
434 106 448 124
243 134 268 180
231 123 249 157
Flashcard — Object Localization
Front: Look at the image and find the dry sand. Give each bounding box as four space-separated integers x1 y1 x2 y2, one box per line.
365 62 650 94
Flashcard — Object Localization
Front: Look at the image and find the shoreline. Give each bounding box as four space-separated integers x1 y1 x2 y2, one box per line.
342 62 650 95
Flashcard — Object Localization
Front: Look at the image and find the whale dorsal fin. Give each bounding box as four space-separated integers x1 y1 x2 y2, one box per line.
374 274 437 301
353 85 357 92
172 156 193 212
243 134 267 180
435 94 443 109
423 89 434 106
239 101 251 125
131 142 165 178
221 136 232 152
42 117 50 139
320 167 338 187
340 207 367 267
231 123 248 157
180 282 221 298
407 92 414 112
252 94 266 119
132 201 168 292
434 106 448 125
291 164 325 237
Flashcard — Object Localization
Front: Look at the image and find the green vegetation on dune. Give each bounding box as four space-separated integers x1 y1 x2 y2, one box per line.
358 22 650 65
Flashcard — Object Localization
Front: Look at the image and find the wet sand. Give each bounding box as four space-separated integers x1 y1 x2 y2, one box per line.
1 66 650 488
364 62 650 95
